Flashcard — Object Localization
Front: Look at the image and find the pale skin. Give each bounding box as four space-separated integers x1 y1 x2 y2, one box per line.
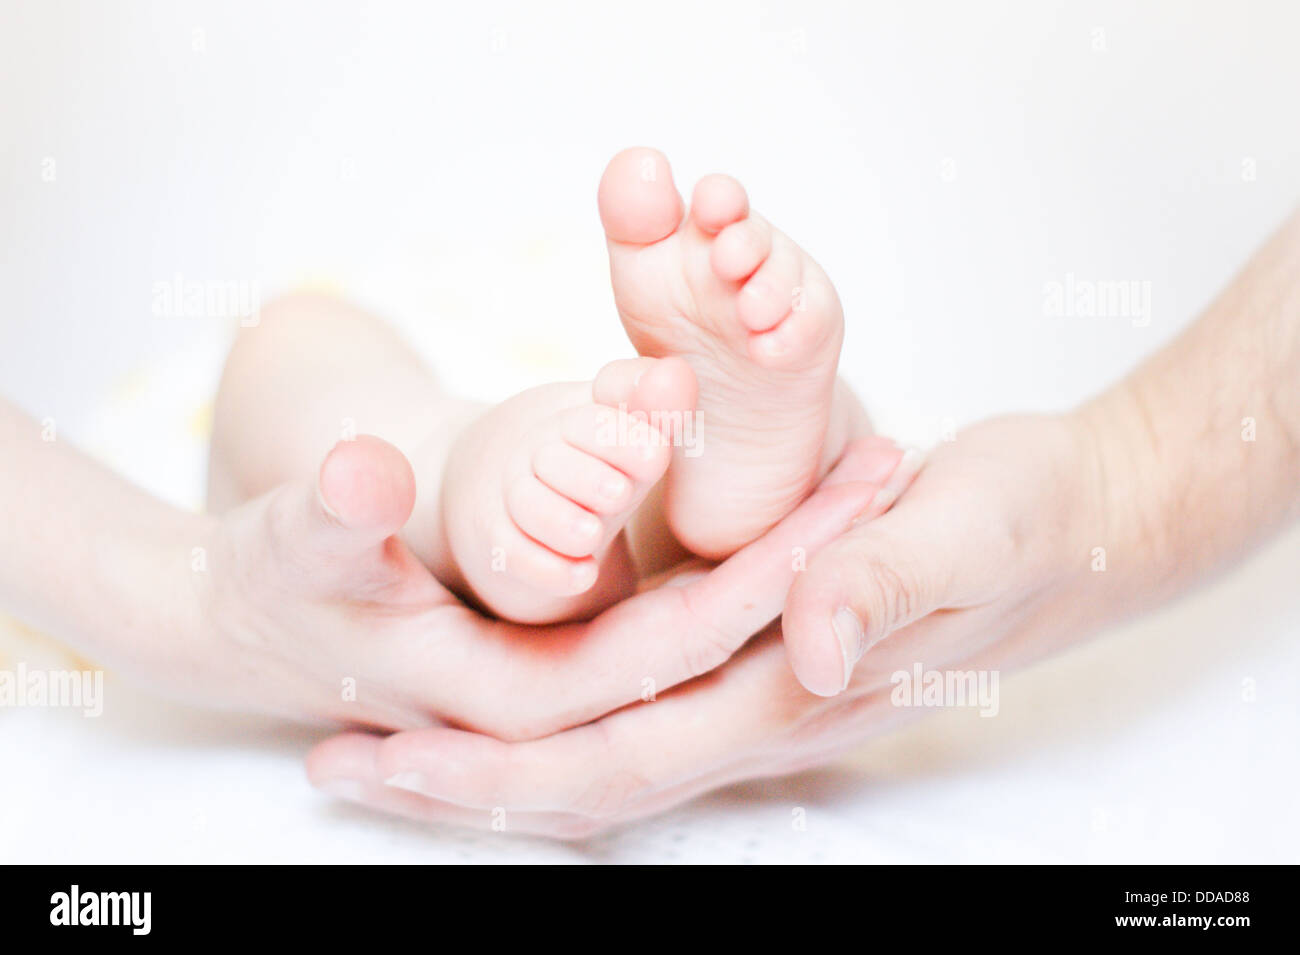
596 147 870 560
0 140 912 734
212 148 879 627
0 387 908 736
308 208 1300 838
428 359 696 624
4 154 1296 840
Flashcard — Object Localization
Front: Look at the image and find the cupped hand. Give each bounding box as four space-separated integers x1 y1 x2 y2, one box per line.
782 413 1105 694
193 433 907 739
305 414 1109 837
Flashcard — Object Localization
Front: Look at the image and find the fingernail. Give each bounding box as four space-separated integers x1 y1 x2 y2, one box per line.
858 447 924 520
863 486 897 516
320 778 366 801
832 606 866 692
384 771 427 794
317 485 343 522
662 567 709 588
886 448 926 496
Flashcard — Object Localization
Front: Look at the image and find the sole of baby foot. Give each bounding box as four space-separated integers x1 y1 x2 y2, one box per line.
598 146 847 560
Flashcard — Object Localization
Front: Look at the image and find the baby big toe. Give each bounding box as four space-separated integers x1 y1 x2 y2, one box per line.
598 147 684 246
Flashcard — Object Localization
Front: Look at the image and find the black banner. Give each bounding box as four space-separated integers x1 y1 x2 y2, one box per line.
4 865 1287 941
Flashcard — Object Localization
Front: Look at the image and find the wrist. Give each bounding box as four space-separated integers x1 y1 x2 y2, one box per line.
106 508 219 688
1066 384 1176 613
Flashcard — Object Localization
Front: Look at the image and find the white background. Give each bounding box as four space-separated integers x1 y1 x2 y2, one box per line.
1 0 1297 862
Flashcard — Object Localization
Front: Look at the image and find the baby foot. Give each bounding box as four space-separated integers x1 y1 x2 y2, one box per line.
598 147 851 559
440 356 696 624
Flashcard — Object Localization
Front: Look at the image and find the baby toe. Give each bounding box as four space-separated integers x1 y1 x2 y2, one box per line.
598 147 684 246
562 404 672 485
710 216 772 282
532 440 633 516
736 236 803 332
506 474 605 559
495 533 600 597
690 173 750 235
747 277 843 368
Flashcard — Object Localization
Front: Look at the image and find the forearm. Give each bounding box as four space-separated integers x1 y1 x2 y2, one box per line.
1077 208 1300 610
0 399 210 682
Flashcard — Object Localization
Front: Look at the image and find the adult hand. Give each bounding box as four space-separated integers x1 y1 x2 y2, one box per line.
195 432 909 737
782 414 1102 694
302 209 1300 838
302 414 1113 836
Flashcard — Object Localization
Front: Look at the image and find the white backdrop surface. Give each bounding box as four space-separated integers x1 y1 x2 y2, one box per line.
1 0 1297 863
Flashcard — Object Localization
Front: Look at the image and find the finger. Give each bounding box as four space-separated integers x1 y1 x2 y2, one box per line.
314 640 918 835
508 470 876 729
852 445 925 514
392 436 906 742
784 461 982 698
306 732 601 839
264 435 417 589
820 435 908 492
371 630 801 817
652 435 914 675
385 734 774 834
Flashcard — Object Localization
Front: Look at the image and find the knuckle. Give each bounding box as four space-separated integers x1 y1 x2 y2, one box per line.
674 587 737 678
573 769 651 819
679 625 732 679
853 549 925 636
569 723 651 820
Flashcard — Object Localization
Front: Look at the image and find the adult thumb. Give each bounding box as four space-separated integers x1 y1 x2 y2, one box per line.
782 496 959 697
268 435 417 587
